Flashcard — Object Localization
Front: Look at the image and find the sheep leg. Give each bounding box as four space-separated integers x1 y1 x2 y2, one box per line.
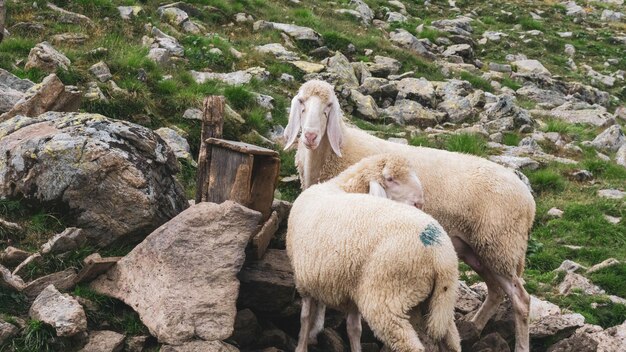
493 274 530 352
451 236 504 330
346 309 362 352
360 302 425 352
307 302 326 344
297 296 315 352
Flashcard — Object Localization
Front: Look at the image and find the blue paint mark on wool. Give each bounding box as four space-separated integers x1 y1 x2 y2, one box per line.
420 223 441 246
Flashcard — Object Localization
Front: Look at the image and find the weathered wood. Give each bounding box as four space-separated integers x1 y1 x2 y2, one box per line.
249 155 281 219
207 147 254 205
251 211 279 259
206 138 279 157
0 0 5 43
195 96 225 203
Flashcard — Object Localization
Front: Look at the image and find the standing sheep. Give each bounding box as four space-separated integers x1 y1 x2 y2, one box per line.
287 155 460 352
284 80 536 352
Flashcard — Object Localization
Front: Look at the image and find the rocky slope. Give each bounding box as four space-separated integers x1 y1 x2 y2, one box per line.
0 0 625 351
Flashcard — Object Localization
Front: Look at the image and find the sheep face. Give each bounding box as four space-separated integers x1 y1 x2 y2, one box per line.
379 167 425 209
284 80 344 156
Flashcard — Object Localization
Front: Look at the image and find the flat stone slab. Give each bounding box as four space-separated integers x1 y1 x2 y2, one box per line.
91 201 261 345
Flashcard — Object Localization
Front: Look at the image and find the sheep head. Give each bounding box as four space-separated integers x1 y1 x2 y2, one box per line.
284 80 344 156
342 154 425 209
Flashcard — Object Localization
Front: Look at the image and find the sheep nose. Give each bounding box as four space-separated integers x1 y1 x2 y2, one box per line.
304 132 318 143
414 201 424 209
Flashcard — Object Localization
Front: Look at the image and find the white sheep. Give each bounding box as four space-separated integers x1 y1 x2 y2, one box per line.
287 154 460 352
284 80 537 352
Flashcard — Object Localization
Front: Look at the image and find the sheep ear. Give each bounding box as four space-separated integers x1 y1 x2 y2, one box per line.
327 95 344 157
284 94 302 150
368 180 387 199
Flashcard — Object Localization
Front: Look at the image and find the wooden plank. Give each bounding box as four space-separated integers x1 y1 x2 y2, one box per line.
252 211 279 259
0 0 5 44
195 96 225 203
206 138 279 156
249 155 281 220
207 147 253 205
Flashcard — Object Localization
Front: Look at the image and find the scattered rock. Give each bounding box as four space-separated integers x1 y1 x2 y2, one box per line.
155 127 193 162
547 208 564 218
367 55 401 77
489 155 540 171
79 330 125 352
0 264 25 291
322 51 359 87
0 319 18 345
587 258 620 274
147 48 171 66
230 309 260 348
51 33 89 45
472 332 510 352
601 9 624 22
152 27 184 56
597 189 625 199
0 112 188 246
530 296 561 322
191 67 269 85
350 89 379 120
160 340 239 352
548 321 626 352
239 249 296 315
350 0 374 25
558 272 605 295
24 42 71 73
41 227 86 255
23 268 78 298
0 246 31 268
0 69 35 114
0 74 80 121
253 21 322 46
590 125 624 152
389 29 435 59
117 6 143 20
91 202 261 345
125 335 148 352
290 60 325 74
255 43 299 61
46 3 95 27
616 144 626 168
29 285 87 337
530 313 586 342
396 78 436 108
535 103 615 127
513 59 551 76
443 44 474 61
555 260 586 273
385 99 444 127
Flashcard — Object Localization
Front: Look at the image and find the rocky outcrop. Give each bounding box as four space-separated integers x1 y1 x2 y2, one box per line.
0 112 188 246
24 41 71 73
91 202 262 345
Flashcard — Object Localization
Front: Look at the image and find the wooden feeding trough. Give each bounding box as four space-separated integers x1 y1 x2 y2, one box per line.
195 96 282 259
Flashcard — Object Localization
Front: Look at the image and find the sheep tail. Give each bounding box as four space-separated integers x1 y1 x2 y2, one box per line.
426 259 461 351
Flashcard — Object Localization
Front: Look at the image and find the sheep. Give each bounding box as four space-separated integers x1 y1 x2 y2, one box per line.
286 155 461 352
284 79 536 352
299 153 425 348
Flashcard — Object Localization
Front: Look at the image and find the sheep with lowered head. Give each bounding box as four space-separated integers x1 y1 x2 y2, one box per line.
287 154 460 352
284 79 536 352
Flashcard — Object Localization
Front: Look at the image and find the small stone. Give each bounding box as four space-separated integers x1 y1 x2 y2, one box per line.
512 59 551 76
603 215 621 225
79 330 125 352
547 208 564 218
0 319 19 345
564 44 576 58
280 73 294 82
291 61 325 74
41 227 86 255
590 125 625 152
0 247 31 268
117 6 142 20
570 170 593 181
530 313 585 339
183 108 202 121
558 272 604 295
125 335 148 352
29 285 87 337
148 48 171 66
587 258 620 274
598 189 626 200
555 260 585 273
25 42 71 73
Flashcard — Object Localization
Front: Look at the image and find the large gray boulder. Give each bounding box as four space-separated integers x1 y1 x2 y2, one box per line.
590 125 625 152
91 202 262 345
0 112 188 246
389 29 435 59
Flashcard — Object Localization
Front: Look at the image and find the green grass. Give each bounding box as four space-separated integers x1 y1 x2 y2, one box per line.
459 72 494 93
547 294 626 328
224 86 256 111
444 133 488 156
501 77 522 91
589 264 626 298
502 132 522 146
1 319 69 352
518 16 543 31
525 168 566 194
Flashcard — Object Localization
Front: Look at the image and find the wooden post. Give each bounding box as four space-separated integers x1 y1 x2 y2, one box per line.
195 96 225 203
0 0 6 44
